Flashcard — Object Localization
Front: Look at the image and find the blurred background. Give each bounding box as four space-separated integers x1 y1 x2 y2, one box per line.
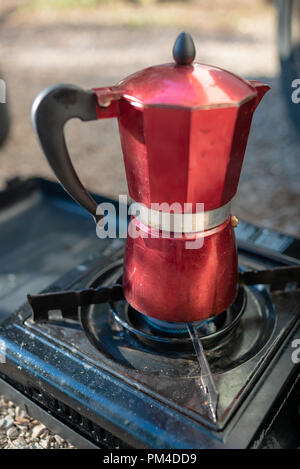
0 0 299 235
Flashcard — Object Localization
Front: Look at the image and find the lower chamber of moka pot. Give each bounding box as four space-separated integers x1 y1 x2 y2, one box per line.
122 215 238 323
80 260 276 374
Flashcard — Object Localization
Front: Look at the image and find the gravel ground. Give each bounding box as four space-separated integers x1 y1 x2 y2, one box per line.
0 396 74 449
0 0 299 449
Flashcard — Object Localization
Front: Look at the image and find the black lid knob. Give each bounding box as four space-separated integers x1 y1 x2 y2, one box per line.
173 32 196 66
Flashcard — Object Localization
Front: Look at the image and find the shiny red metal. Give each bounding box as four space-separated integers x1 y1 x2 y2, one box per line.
94 77 269 212
123 216 238 322
91 35 270 322
119 63 257 108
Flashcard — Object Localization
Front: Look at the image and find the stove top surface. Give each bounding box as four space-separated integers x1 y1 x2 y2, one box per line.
0 178 299 449
24 259 296 430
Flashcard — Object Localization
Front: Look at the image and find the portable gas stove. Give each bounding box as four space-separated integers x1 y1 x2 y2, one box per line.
0 178 299 449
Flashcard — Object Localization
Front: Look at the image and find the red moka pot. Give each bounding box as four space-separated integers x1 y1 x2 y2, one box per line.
32 33 269 322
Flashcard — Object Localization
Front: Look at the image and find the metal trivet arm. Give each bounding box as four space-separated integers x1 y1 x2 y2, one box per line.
239 265 300 290
28 265 300 322
27 284 124 322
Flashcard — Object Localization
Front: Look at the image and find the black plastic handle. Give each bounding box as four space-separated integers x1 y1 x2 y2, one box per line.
32 84 102 222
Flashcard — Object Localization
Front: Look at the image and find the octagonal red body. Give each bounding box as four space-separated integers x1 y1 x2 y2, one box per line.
95 66 269 212
92 63 269 322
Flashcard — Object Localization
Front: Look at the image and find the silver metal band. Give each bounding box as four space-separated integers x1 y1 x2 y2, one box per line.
129 201 231 233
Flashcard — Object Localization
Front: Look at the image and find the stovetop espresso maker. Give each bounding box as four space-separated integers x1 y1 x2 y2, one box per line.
32 33 269 323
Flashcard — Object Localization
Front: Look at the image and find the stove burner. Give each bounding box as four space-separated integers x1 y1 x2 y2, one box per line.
110 277 246 351
134 309 226 336
77 261 276 377
25 254 297 434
